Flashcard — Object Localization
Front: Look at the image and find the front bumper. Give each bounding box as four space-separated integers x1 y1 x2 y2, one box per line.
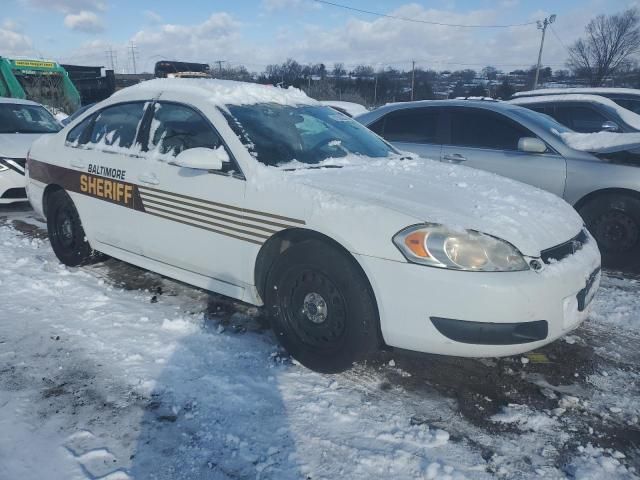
356 236 601 357
0 168 27 204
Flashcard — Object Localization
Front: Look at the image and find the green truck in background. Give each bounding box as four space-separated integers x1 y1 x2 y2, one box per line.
0 57 81 113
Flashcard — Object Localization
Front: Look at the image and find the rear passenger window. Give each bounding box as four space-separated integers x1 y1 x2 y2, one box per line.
528 105 550 115
449 109 531 150
149 103 222 156
369 118 385 135
89 102 146 149
554 106 606 133
380 109 439 143
614 98 640 114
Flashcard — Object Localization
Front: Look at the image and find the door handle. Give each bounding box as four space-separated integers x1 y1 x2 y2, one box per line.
138 173 159 186
442 153 467 163
70 159 86 168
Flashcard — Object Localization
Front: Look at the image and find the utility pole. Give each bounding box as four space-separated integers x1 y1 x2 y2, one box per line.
411 60 415 101
129 42 138 74
213 60 225 75
105 46 118 72
374 73 378 105
533 14 556 90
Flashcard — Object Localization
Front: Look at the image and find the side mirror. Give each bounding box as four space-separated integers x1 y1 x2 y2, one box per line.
601 120 620 132
172 147 229 171
518 137 547 154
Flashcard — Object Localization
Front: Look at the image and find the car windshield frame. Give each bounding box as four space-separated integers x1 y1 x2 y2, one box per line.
222 103 398 168
0 103 61 134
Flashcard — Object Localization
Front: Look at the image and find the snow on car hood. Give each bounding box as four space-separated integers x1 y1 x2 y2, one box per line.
0 133 47 158
284 157 583 257
561 131 640 153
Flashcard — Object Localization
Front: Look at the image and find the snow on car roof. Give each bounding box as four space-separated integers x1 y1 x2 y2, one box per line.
113 78 318 107
0 97 42 106
509 94 640 130
320 101 369 117
513 87 640 98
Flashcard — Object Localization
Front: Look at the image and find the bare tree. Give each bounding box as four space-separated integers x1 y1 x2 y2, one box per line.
567 8 640 86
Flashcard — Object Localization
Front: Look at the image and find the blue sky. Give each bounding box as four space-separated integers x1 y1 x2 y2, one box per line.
2 0 635 73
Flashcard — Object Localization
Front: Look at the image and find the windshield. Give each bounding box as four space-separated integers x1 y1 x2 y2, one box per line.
0 103 61 134
223 103 396 167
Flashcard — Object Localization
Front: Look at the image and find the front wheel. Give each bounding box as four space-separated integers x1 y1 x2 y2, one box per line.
46 190 105 267
265 240 380 373
580 193 640 270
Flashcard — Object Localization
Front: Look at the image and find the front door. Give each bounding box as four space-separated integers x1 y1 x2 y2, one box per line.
441 107 566 197
131 101 252 297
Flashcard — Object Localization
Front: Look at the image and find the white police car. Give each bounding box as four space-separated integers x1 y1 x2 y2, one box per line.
26 79 601 373
1 98 60 203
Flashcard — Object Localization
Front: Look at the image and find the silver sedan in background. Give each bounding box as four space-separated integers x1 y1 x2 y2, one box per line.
356 100 640 270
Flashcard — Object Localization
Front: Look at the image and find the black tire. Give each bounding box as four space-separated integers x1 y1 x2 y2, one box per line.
46 190 105 267
265 240 380 373
579 193 640 270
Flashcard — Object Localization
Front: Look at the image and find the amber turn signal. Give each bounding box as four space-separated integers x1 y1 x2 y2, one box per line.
404 231 430 258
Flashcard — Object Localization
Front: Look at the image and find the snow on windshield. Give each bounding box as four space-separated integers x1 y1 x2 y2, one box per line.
0 103 61 134
223 103 395 167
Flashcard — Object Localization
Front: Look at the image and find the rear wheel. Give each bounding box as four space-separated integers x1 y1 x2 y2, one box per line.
46 190 105 267
579 193 640 270
265 240 379 373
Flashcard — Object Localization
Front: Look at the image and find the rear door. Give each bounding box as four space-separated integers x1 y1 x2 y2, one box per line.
441 107 566 196
369 107 443 160
62 101 150 254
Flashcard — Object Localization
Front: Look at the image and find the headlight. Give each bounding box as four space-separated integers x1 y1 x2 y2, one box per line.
0 160 8 172
393 224 529 272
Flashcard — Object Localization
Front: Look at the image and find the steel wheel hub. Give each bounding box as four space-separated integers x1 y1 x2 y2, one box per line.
302 292 328 324
279 268 347 349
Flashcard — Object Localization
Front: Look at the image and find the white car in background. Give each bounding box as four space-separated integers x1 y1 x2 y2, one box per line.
26 79 600 373
0 98 61 204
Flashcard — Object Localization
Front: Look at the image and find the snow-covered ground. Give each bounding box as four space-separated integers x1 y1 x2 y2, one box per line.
0 203 639 480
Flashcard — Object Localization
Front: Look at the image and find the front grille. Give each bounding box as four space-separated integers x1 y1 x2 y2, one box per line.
541 229 589 264
1 187 27 199
0 158 26 176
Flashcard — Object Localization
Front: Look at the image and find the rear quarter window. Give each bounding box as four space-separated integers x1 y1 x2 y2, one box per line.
65 115 94 145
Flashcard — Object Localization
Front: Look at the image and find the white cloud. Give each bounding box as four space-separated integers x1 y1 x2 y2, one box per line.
144 10 163 24
64 10 104 33
132 13 253 71
260 3 589 71
48 2 605 74
23 0 106 13
262 0 321 11
0 23 34 56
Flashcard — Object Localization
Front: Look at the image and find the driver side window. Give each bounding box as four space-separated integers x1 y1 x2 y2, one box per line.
449 108 533 151
149 103 222 156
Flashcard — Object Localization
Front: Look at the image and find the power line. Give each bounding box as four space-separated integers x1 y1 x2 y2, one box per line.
550 24 571 55
312 0 538 28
